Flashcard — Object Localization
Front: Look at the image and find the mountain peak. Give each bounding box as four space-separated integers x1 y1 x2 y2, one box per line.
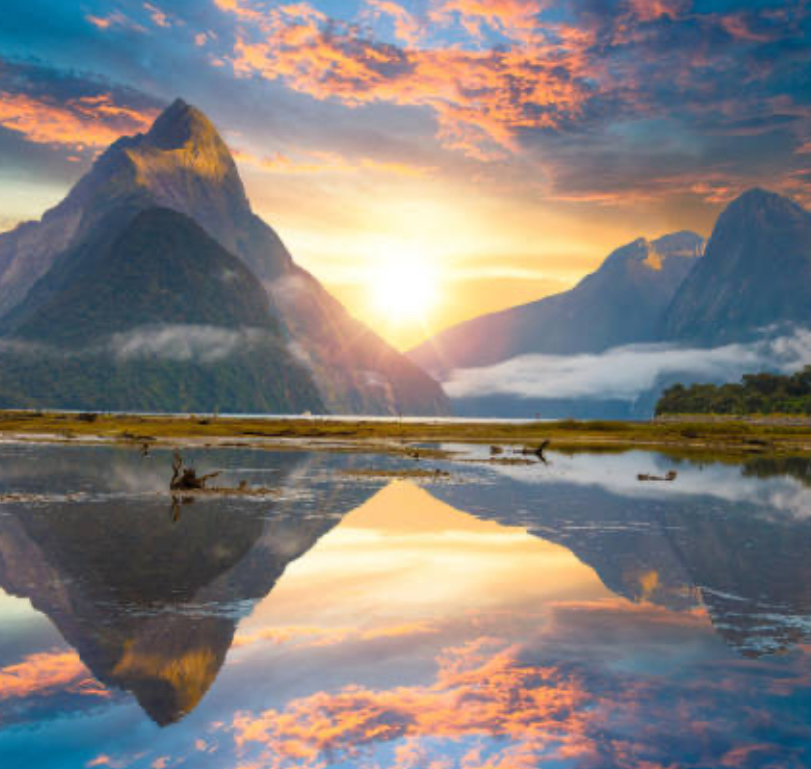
651 230 704 257
662 188 811 344
601 230 703 273
145 98 220 152
723 188 807 222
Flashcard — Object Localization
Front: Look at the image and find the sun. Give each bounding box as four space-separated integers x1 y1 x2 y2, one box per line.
369 257 439 325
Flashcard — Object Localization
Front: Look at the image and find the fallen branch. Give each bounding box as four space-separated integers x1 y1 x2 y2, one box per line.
637 470 678 482
170 450 221 491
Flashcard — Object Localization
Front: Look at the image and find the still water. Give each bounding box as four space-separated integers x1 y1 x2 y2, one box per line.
1 443 811 768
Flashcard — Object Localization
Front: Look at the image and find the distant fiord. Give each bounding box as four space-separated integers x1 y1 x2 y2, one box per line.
410 188 811 418
409 230 706 376
0 99 450 415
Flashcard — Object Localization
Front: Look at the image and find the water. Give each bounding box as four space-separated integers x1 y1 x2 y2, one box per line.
1 443 811 767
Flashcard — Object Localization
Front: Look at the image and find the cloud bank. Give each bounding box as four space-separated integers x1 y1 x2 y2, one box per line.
443 327 811 402
110 325 266 363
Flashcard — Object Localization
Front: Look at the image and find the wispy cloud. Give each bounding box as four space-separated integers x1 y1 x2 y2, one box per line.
0 324 272 364
110 325 267 363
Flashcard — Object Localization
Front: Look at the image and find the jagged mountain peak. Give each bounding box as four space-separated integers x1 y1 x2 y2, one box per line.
122 98 244 191
651 230 705 256
147 98 206 146
662 189 811 344
599 230 703 274
718 187 810 227
0 97 451 416
409 229 704 378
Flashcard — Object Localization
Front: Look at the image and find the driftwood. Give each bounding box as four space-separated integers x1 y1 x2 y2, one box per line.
637 470 678 482
520 439 550 463
170 451 221 491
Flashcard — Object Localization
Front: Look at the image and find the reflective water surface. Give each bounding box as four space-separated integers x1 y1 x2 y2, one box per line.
1 443 811 768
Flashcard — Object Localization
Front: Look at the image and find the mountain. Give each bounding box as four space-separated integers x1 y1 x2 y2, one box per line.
0 207 324 412
409 231 704 377
0 450 365 725
0 98 450 415
432 455 811 657
662 188 811 344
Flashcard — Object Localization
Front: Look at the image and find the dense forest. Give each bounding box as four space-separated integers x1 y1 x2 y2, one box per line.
656 366 811 415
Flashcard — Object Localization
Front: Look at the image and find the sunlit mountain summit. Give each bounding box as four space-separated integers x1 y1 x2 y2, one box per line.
0 99 450 415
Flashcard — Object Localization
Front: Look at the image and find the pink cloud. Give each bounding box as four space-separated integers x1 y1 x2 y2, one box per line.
0 649 107 701
0 91 158 150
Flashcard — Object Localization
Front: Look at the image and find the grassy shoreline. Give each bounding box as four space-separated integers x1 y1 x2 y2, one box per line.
1 410 811 459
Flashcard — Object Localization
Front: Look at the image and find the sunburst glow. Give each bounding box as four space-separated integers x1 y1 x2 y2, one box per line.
369 257 439 325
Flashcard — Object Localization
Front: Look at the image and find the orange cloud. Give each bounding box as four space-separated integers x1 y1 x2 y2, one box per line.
86 12 146 33
213 0 267 24
217 1 593 160
365 0 422 46
144 3 171 28
0 91 159 150
0 649 107 701
231 638 599 768
718 12 782 42
430 0 544 41
625 0 687 23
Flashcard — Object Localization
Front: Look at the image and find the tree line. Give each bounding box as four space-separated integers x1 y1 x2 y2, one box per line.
656 366 811 416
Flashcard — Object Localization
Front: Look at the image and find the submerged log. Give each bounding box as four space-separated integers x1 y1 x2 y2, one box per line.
637 470 678 482
170 451 221 491
520 439 550 463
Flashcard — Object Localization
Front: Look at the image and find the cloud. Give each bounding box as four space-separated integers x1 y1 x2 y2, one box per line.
365 0 422 46
0 324 270 364
86 12 147 33
144 3 171 29
213 0 811 176
625 0 687 23
0 91 157 150
0 650 107 701
233 621 438 650
226 629 802 769
110 325 267 363
217 0 595 160
231 638 600 768
443 327 811 401
0 60 160 151
430 0 545 41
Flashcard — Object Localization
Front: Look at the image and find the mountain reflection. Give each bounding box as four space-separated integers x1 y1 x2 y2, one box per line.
0 446 381 725
2 444 811 763
434 450 811 657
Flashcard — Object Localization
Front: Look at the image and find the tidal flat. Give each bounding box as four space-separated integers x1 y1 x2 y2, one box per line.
2 410 811 461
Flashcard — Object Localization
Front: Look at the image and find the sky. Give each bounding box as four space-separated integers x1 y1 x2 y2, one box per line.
1 0 810 349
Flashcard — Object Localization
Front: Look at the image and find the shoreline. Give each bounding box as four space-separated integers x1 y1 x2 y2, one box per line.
1 410 810 459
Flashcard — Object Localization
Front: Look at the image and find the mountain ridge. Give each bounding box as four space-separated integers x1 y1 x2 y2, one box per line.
661 187 811 344
409 229 704 377
0 206 324 413
0 98 450 415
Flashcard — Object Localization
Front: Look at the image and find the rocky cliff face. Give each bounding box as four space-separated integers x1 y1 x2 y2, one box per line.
409 231 704 377
0 99 450 415
662 188 811 344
